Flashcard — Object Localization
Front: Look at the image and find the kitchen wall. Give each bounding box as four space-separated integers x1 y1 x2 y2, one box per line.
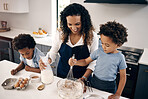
71 0 148 49
0 0 148 49
0 0 57 35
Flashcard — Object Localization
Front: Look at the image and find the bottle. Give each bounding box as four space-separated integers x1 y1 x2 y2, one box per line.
40 56 54 84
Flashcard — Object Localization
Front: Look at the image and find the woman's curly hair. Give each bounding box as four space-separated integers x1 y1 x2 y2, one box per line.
12 34 36 51
99 21 128 46
60 3 94 45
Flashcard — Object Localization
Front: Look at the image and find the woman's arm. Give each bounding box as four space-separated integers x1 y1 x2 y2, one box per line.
108 69 126 99
46 30 61 63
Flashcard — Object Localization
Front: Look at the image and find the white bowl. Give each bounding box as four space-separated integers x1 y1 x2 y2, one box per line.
32 33 48 38
29 74 40 83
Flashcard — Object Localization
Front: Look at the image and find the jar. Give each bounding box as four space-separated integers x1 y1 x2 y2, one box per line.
40 56 54 84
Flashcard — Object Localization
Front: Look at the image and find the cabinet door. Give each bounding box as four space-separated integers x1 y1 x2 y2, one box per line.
0 37 13 62
0 0 29 13
134 64 148 99
0 0 5 12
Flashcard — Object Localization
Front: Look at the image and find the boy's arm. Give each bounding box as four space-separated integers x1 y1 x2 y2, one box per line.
11 61 25 75
69 57 93 66
25 66 41 73
108 69 126 99
81 69 93 81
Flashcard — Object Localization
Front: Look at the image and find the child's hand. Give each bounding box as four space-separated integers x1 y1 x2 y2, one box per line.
11 69 17 75
68 58 77 66
39 59 47 70
108 93 120 99
25 65 31 71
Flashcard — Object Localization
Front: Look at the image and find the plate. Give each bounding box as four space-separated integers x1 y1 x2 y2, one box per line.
33 33 48 38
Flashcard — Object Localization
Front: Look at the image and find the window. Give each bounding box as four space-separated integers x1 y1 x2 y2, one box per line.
57 0 70 28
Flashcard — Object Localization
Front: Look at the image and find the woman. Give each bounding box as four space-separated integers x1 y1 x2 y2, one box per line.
39 3 98 81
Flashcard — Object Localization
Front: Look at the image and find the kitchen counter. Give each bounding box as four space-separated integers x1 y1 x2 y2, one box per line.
0 28 52 46
0 60 128 99
139 48 148 65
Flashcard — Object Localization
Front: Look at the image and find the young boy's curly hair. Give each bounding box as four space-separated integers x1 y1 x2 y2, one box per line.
99 21 128 46
60 3 94 45
12 34 36 51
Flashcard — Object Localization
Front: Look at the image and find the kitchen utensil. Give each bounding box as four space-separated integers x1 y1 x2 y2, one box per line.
67 54 75 80
86 81 93 92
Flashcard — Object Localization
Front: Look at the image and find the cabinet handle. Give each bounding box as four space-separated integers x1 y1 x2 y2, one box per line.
6 3 8 10
3 3 6 10
145 70 148 72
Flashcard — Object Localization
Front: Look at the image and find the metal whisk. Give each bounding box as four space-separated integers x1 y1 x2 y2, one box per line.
67 54 75 80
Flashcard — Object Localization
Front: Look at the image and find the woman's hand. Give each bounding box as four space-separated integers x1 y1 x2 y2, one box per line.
68 58 77 66
11 69 17 75
108 93 120 99
39 59 47 70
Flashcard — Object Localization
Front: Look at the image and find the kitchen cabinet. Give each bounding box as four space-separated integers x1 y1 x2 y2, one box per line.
0 36 13 62
134 64 148 99
0 0 29 13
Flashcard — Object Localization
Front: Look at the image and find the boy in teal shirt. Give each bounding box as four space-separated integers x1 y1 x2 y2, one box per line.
69 21 128 99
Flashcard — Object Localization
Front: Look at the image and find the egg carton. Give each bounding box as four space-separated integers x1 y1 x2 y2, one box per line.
1 77 29 90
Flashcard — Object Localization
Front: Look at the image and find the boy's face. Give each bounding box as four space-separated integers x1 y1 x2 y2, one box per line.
100 34 119 54
18 47 34 60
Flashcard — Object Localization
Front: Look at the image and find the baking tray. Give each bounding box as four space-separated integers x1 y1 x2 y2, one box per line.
1 78 17 90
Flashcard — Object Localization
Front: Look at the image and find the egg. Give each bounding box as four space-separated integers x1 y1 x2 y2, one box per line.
24 78 28 81
20 84 25 88
22 80 27 84
14 82 20 88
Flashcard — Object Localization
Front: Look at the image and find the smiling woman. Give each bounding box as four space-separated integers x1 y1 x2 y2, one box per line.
39 3 98 82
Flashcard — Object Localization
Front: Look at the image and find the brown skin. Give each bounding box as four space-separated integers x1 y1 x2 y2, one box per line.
11 47 41 75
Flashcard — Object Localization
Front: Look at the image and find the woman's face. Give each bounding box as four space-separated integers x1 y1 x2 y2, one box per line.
18 47 34 60
66 15 82 35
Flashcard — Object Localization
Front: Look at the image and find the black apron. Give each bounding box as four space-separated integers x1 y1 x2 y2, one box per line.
57 43 90 79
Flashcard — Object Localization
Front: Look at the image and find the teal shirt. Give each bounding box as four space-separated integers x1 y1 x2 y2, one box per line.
90 41 127 81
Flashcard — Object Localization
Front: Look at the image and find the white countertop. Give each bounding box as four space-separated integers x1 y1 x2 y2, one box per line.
139 48 148 65
0 60 128 99
0 28 52 46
